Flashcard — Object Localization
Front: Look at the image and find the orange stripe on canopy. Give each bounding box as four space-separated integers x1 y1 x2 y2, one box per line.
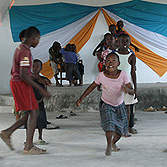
40 9 101 79
69 9 101 53
40 60 54 79
102 8 167 77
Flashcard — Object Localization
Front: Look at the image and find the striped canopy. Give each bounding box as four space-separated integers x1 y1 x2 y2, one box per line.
9 0 167 79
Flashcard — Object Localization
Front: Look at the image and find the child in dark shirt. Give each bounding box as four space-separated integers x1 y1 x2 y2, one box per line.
32 59 50 144
71 44 84 86
59 44 81 87
24 59 50 144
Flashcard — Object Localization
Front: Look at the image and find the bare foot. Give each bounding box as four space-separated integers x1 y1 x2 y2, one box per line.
0 131 14 150
105 145 111 156
112 144 120 152
1 130 10 138
123 131 131 137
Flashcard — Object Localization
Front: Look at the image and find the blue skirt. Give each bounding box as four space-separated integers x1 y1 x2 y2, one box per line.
99 99 128 135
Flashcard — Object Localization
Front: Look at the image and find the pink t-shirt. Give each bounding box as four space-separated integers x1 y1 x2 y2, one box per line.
11 43 32 81
95 71 131 106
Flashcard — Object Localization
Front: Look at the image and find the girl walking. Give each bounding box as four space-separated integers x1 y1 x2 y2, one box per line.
76 52 134 156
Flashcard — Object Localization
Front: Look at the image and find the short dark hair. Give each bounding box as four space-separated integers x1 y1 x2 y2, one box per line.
117 20 123 25
19 29 26 41
52 41 61 49
106 52 120 62
24 26 40 39
65 44 72 51
109 24 116 29
104 33 111 39
118 33 130 40
33 59 42 69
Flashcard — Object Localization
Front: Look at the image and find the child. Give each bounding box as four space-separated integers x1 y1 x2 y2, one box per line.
116 33 138 136
49 41 65 86
109 24 118 39
13 29 26 121
101 34 117 71
96 50 103 72
92 33 111 56
59 44 81 87
0 26 51 154
25 59 50 144
116 20 139 52
71 44 84 86
19 29 26 42
76 52 134 156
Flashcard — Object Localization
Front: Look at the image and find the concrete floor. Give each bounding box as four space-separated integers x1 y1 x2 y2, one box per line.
0 110 167 167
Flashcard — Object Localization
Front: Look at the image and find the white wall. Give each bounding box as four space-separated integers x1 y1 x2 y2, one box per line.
0 12 19 94
0 0 167 94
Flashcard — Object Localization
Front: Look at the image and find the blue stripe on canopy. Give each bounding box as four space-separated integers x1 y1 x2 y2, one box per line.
9 2 98 42
103 0 167 37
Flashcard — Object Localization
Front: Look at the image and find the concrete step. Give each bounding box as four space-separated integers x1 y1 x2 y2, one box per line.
0 94 13 106
0 103 13 113
0 94 13 113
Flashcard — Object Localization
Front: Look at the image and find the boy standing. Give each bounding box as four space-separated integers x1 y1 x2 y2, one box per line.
0 26 51 154
116 33 138 136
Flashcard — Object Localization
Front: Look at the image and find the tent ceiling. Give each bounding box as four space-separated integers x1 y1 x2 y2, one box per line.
1 0 167 9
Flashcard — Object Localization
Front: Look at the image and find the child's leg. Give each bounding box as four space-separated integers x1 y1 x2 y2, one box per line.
79 75 83 86
38 128 47 144
0 113 29 150
1 113 28 137
15 112 20 121
112 132 121 151
124 105 131 137
105 131 113 155
24 110 38 151
38 128 43 140
68 81 72 87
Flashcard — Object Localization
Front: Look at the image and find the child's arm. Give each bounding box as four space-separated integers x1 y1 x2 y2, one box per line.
121 83 134 95
129 53 137 99
93 41 104 56
20 67 51 99
76 82 98 106
31 73 51 87
38 79 49 103
59 48 65 54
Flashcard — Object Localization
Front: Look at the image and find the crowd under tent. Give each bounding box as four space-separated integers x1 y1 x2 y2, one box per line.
0 0 167 94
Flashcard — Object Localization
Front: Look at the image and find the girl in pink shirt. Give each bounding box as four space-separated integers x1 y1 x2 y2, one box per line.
76 52 134 156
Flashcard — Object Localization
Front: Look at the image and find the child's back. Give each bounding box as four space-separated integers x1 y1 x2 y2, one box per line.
59 44 81 86
59 48 78 64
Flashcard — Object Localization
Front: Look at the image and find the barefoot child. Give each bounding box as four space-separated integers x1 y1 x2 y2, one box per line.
76 52 134 156
0 26 51 154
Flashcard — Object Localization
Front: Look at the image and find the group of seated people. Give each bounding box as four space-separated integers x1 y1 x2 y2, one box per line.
49 42 84 87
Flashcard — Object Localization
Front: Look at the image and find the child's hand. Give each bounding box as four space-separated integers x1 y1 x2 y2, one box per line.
40 78 51 87
40 89 51 99
121 85 128 93
76 99 82 107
